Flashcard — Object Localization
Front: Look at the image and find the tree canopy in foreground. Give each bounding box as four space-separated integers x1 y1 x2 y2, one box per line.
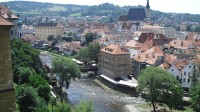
137 66 183 112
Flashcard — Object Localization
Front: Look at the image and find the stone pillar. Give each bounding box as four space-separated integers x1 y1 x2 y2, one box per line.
0 17 15 111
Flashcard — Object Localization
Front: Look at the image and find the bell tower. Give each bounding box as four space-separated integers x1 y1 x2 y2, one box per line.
0 15 15 111
146 0 150 23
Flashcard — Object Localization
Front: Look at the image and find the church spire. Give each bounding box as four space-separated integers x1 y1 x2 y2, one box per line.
146 0 150 9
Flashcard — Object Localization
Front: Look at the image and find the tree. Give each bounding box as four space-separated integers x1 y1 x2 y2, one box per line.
192 63 200 86
29 74 51 103
85 32 97 44
11 39 47 78
52 57 80 101
16 67 36 84
162 79 183 112
76 48 90 65
54 102 72 112
48 35 54 41
74 101 94 112
190 81 200 111
76 42 101 65
16 85 39 112
137 67 183 112
50 97 57 112
88 42 101 63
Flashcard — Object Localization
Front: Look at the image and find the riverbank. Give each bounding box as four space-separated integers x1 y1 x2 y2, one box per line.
125 104 149 112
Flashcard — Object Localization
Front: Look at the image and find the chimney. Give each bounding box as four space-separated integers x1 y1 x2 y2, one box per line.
152 52 155 58
145 54 148 58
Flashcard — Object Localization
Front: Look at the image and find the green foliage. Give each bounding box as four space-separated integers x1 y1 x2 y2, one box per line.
15 85 39 112
76 42 101 64
50 97 57 112
85 32 97 44
29 74 51 103
137 67 183 112
63 37 73 42
55 102 72 112
48 35 54 41
76 48 89 64
190 81 200 111
15 67 36 84
163 80 183 111
88 42 101 63
74 101 94 112
38 85 51 103
29 74 49 88
52 57 80 101
11 39 47 79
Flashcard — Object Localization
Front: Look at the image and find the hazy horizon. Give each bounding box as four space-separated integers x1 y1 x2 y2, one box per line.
3 0 200 14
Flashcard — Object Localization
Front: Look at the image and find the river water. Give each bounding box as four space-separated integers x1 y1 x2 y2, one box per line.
40 53 145 112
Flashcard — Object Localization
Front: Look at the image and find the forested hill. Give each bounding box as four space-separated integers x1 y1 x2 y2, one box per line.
3 1 200 23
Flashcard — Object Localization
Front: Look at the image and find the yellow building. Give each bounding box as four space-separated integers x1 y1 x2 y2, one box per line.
0 15 15 111
35 23 64 40
98 44 131 79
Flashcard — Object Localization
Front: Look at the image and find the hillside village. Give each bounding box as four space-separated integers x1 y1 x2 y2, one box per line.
1 0 200 91
1 0 200 111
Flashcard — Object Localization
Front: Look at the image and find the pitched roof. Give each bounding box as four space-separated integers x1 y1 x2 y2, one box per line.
36 23 63 27
159 63 171 70
127 8 146 21
174 59 191 71
0 4 18 19
165 54 177 65
101 44 129 55
134 46 164 65
126 40 141 48
0 15 13 26
0 4 11 14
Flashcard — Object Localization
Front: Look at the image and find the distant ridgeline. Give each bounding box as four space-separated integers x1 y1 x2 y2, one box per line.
3 1 200 23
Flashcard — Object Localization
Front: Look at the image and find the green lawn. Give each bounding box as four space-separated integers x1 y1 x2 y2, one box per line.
47 6 67 11
69 13 81 17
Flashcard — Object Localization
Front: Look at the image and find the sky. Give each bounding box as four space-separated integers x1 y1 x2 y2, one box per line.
3 0 200 14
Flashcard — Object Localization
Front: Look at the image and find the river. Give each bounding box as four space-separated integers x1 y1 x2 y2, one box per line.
39 53 145 112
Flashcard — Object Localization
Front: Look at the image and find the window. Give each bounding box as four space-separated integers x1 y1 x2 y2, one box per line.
188 72 190 76
176 76 179 80
172 69 173 71
189 66 191 68
183 78 186 82
184 72 186 75
188 79 190 83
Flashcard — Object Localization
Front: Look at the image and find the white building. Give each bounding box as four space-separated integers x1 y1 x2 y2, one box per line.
167 59 194 88
140 25 176 38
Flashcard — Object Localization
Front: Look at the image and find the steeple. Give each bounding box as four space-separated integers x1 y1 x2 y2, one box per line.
146 0 150 9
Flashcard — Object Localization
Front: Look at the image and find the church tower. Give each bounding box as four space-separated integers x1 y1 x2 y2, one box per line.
146 0 150 23
0 15 15 111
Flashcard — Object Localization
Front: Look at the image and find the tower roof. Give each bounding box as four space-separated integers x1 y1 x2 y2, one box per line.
127 8 146 21
146 0 150 9
0 15 13 26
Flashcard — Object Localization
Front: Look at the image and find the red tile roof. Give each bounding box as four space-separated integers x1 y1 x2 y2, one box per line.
101 44 129 55
0 15 13 26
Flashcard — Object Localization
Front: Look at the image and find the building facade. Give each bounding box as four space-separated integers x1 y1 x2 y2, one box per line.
98 44 131 79
35 23 64 40
0 15 15 111
0 4 21 39
140 25 176 38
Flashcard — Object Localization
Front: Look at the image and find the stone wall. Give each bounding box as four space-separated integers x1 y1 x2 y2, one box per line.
0 89 15 112
0 26 16 111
